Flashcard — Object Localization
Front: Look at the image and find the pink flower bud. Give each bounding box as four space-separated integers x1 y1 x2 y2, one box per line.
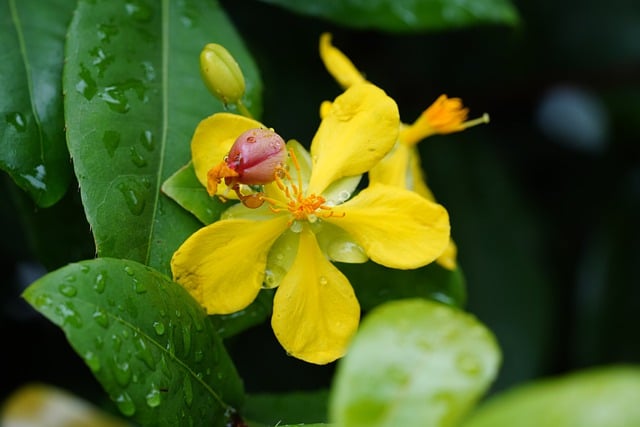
226 128 287 185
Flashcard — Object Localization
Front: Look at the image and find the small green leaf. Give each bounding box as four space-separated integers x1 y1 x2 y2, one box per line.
330 299 500 427
341 261 467 310
23 258 244 427
461 365 640 427
162 162 231 225
244 389 329 426
256 0 519 32
63 0 262 275
0 0 74 207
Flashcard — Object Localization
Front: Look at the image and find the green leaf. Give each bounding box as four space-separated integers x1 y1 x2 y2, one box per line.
63 0 262 275
461 366 640 427
341 261 467 310
0 0 74 207
162 162 231 225
23 257 244 426
244 390 329 426
329 299 501 427
256 0 519 32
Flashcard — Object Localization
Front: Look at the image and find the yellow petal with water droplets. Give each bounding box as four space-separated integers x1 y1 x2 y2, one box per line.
319 33 366 89
171 216 289 314
191 112 264 192
325 184 450 269
308 83 399 195
272 226 360 365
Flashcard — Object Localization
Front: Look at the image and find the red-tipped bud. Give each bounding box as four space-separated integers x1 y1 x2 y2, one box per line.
226 128 287 185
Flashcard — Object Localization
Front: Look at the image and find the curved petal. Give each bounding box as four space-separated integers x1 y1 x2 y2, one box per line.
191 112 264 191
272 226 360 365
171 216 289 314
308 83 400 195
436 239 458 270
324 184 450 269
369 143 436 201
319 33 366 89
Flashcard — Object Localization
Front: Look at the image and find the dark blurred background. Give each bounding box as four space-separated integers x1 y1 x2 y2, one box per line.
2 0 639 410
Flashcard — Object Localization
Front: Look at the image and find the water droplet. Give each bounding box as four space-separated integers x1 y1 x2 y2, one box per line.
132 278 146 294
327 239 367 263
125 0 153 21
129 146 147 168
58 284 78 297
94 336 104 349
307 213 318 223
90 46 114 77
34 293 53 310
93 307 109 328
134 337 155 369
76 64 97 100
191 313 204 332
140 130 155 151
102 130 120 157
338 190 351 202
21 165 47 191
456 352 482 376
182 323 192 356
84 351 101 372
124 265 135 276
99 85 130 113
80 264 90 273
5 112 27 132
55 301 82 328
94 271 107 293
153 321 166 336
319 276 328 286
175 309 182 318
290 221 303 233
146 386 161 408
114 392 136 416
140 61 156 82
111 334 122 352
194 350 204 362
117 181 146 216
113 359 132 387
97 23 119 43
183 376 193 407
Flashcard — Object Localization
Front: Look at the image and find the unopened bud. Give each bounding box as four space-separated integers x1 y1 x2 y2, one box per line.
227 128 287 184
200 43 246 105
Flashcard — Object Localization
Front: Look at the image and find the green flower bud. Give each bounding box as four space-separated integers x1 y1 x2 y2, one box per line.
200 43 246 105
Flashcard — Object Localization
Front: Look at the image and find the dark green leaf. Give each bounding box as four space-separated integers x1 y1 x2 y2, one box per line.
461 366 640 427
0 0 74 207
162 162 231 225
63 0 262 275
210 290 274 339
256 0 519 32
341 261 466 310
243 389 329 426
330 299 500 427
23 258 244 426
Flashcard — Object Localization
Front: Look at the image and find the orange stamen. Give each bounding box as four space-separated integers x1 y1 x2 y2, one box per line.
260 149 345 224
206 161 239 196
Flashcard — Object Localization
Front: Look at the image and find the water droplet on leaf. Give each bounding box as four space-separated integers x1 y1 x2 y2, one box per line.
183 376 193 407
112 359 132 387
115 392 136 416
146 387 161 407
153 321 165 336
5 112 27 132
84 351 101 372
94 271 107 293
102 130 121 157
58 284 78 297
93 307 109 328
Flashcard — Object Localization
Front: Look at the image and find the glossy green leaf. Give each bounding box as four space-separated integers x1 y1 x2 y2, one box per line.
63 0 262 275
244 390 329 426
162 162 231 225
461 366 640 427
23 258 244 426
256 0 519 32
0 0 74 207
330 299 500 427
341 261 466 310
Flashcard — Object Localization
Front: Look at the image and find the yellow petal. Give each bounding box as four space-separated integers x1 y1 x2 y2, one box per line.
308 83 400 195
319 33 366 89
191 112 264 192
436 238 458 270
272 226 360 365
171 216 289 314
407 144 437 201
325 184 450 269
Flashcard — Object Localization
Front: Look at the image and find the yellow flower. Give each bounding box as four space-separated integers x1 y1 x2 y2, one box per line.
172 83 450 364
320 33 488 270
